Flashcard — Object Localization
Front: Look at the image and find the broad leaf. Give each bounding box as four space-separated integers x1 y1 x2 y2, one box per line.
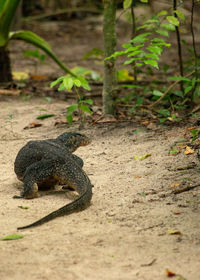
157 10 168 17
173 10 185 21
147 46 162 55
144 60 158 69
79 104 92 114
166 16 179 26
9 30 75 76
160 23 175 31
156 29 169 37
63 76 73 90
67 104 78 114
152 90 163 96
123 0 132 10
77 76 91 90
131 33 151 44
83 99 93 105
0 0 21 46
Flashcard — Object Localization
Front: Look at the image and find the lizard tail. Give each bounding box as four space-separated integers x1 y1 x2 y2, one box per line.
17 187 92 230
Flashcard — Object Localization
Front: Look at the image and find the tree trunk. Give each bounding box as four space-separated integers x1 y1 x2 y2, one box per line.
102 0 117 115
0 46 12 82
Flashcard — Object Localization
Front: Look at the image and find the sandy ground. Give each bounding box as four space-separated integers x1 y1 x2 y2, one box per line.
0 97 200 280
1 5 200 279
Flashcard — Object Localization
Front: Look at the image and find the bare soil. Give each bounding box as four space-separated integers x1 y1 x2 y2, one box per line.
0 8 200 280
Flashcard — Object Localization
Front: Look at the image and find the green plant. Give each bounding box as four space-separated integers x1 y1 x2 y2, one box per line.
190 129 199 142
23 49 46 73
0 0 74 82
50 68 93 127
6 113 17 132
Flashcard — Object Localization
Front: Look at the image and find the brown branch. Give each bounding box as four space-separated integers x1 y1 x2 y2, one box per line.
149 70 195 108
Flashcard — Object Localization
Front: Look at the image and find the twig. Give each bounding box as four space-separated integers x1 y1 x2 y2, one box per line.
149 70 195 108
171 183 200 194
141 258 157 267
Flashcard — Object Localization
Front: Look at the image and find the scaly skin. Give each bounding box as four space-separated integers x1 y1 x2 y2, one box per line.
14 132 93 229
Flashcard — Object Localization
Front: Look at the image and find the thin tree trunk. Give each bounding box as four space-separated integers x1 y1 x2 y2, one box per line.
173 0 184 92
103 0 117 115
0 46 12 82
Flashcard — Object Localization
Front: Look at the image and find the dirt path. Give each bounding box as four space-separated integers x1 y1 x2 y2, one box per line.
0 97 200 280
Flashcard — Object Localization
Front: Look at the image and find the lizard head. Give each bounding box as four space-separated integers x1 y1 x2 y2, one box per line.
57 132 91 152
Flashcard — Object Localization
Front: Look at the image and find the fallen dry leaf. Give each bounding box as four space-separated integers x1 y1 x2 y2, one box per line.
170 183 181 188
31 74 49 81
24 122 42 130
168 228 181 235
184 146 194 155
172 211 181 215
54 120 68 126
166 268 176 277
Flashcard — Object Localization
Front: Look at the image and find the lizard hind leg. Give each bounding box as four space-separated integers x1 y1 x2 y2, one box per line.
18 160 55 199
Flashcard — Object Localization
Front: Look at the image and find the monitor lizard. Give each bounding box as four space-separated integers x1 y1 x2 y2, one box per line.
14 132 93 230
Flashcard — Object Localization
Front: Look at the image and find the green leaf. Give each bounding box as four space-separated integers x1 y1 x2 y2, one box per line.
79 104 92 114
184 86 193 94
147 46 162 55
66 114 73 124
173 90 184 98
127 50 143 57
117 69 134 81
157 10 168 17
152 90 163 97
123 0 132 10
144 60 158 69
131 33 151 44
1 234 24 241
58 83 66 91
36 114 55 119
67 104 78 114
63 76 74 90
121 84 141 88
0 0 21 46
82 48 103 60
156 29 169 37
191 77 196 88
50 76 64 88
18 206 29 209
78 76 91 90
140 0 148 3
163 64 169 73
146 19 159 24
166 16 179 26
73 78 82 87
169 76 191 82
158 109 170 117
83 99 93 105
160 23 175 31
9 31 75 76
134 154 151 161
145 53 159 60
23 49 46 61
137 24 154 31
135 62 143 67
173 10 185 21
124 58 140 65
